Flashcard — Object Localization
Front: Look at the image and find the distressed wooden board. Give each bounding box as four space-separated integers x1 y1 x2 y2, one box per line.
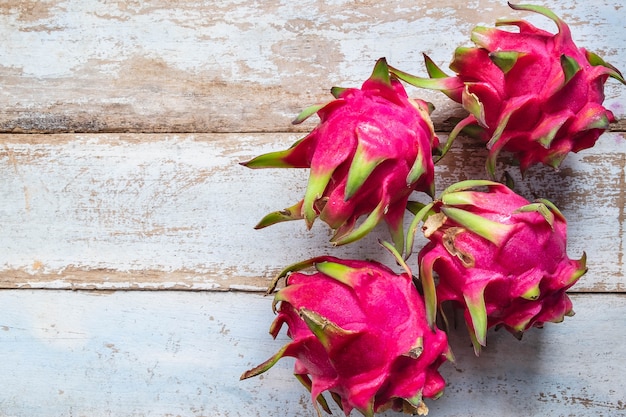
1 132 624 291
0 0 624 133
0 290 624 417
1 2 624 417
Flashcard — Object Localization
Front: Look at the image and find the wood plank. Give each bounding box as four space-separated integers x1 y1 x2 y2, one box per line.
0 290 624 416
0 0 624 133
1 132 624 291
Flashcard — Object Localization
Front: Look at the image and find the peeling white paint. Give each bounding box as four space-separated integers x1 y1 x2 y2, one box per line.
1 291 625 417
1 133 624 291
0 1 623 133
0 2 625 415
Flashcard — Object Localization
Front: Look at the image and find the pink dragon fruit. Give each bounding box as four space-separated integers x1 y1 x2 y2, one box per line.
241 58 439 252
391 3 625 176
407 180 587 354
240 251 452 416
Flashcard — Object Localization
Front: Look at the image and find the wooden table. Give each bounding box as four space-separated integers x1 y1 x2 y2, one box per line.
1 1 625 416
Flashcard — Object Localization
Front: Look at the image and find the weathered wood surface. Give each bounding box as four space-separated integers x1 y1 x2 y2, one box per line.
1 290 625 417
1 132 624 291
1 1 625 416
0 0 624 133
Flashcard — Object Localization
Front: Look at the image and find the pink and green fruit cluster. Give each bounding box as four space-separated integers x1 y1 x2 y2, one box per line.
240 3 622 416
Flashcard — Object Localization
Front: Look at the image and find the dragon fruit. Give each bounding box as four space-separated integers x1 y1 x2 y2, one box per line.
240 251 452 416
391 2 625 176
241 58 439 252
407 180 587 354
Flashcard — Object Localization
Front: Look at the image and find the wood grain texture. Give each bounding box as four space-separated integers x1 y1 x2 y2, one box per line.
0 0 624 133
0 290 624 417
1 132 624 291
1 1 625 416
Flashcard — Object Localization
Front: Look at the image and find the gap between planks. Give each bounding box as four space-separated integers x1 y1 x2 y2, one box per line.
1 132 624 292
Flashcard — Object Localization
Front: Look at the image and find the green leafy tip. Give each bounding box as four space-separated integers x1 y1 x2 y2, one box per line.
267 257 327 295
585 50 626 85
241 147 300 169
521 284 540 300
292 103 326 125
240 343 290 380
440 190 481 207
489 51 523 74
406 148 428 188
405 202 435 259
515 202 555 229
330 199 387 247
569 252 588 285
418 255 439 331
389 64 463 92
303 170 332 228
370 57 392 86
441 206 514 246
507 2 568 35
330 86 348 99
380 239 412 277
315 261 357 288
560 54 581 85
440 179 500 196
536 198 565 221
345 134 386 200
461 86 487 127
293 374 333 415
299 308 358 351
424 53 449 78
254 200 304 230
464 287 488 354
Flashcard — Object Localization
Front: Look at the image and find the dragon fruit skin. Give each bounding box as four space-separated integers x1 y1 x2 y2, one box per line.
411 180 587 354
240 255 452 416
241 58 439 252
391 3 625 176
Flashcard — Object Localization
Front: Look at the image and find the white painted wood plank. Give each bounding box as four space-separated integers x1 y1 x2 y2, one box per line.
1 132 624 291
0 0 624 132
0 290 624 417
